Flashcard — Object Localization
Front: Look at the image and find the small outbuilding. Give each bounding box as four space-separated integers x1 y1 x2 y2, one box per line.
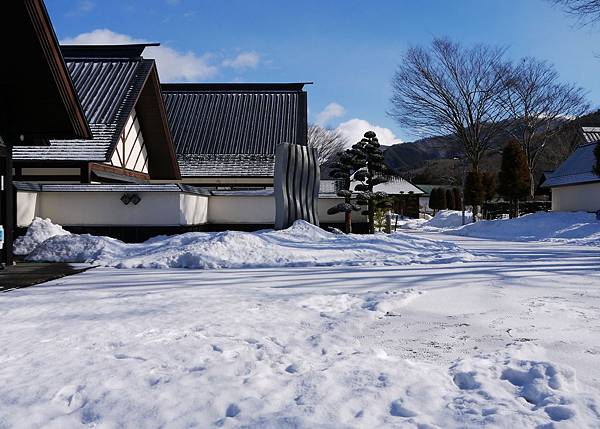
542 127 600 212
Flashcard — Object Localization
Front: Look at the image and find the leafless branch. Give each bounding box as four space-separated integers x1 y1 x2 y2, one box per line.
552 0 600 25
307 124 349 164
498 57 589 196
389 38 510 171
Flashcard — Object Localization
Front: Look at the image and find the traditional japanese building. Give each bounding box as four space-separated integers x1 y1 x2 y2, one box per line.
13 44 180 184
542 127 600 212
1 0 90 264
161 83 308 187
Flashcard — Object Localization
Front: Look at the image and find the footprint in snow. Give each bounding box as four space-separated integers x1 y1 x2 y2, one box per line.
453 371 481 390
285 363 300 374
53 385 86 412
226 403 241 418
390 399 417 417
545 405 575 421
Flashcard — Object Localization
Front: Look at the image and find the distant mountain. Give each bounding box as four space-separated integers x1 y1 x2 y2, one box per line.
383 111 600 185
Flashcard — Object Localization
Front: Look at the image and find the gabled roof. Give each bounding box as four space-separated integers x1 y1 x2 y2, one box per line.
13 44 180 180
350 175 424 195
581 127 600 144
1 0 90 142
543 142 600 188
14 182 209 196
162 83 308 177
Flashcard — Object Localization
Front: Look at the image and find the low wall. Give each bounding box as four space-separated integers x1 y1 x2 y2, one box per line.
551 183 600 212
17 191 369 232
17 191 209 227
17 191 40 227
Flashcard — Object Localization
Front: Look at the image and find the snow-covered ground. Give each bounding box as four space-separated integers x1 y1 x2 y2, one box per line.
401 210 600 246
22 219 475 268
1 233 600 428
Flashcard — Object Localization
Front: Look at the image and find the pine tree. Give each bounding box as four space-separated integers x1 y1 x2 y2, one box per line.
482 172 497 202
439 187 447 211
498 140 530 218
352 131 391 233
464 171 484 222
445 189 455 210
429 188 439 214
327 150 361 233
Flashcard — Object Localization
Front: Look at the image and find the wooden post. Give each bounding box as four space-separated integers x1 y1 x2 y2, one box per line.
0 144 14 266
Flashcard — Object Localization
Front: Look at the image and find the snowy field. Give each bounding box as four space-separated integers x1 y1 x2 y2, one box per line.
2 228 600 427
400 210 600 246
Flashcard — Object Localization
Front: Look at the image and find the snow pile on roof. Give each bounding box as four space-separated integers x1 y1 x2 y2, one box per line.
26 220 476 268
451 211 600 245
13 217 70 255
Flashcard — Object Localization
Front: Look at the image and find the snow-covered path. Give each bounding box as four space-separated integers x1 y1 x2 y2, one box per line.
1 234 600 428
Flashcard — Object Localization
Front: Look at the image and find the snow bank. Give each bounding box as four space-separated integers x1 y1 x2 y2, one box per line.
399 210 473 231
13 217 70 255
451 211 600 245
27 220 476 268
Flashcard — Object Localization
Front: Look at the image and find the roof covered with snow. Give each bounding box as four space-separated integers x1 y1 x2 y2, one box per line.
542 142 600 188
350 176 424 195
14 47 155 162
14 182 209 196
162 83 308 177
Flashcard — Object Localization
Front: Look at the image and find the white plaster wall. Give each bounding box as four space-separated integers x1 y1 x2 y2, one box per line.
16 191 39 227
38 192 183 226
208 196 275 224
551 182 600 212
318 197 367 224
179 194 208 225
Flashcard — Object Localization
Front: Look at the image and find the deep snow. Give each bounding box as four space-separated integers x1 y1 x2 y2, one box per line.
25 220 476 268
402 210 600 246
13 217 70 255
1 234 599 428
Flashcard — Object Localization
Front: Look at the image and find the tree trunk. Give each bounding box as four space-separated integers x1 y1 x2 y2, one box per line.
345 211 352 234
368 200 375 234
529 170 536 200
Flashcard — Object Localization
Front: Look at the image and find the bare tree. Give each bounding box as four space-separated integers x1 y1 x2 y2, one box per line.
552 0 600 25
307 124 349 164
499 57 589 197
389 38 509 172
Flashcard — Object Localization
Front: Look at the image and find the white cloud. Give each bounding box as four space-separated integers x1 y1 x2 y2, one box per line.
336 119 403 147
62 29 217 82
316 102 345 126
222 52 260 70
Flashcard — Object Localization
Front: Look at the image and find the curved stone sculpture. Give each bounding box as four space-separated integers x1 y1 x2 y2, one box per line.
274 142 320 230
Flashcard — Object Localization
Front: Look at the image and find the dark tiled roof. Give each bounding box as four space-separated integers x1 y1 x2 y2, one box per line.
177 154 275 177
543 143 600 187
162 83 307 177
582 127 600 144
14 182 209 196
14 55 153 161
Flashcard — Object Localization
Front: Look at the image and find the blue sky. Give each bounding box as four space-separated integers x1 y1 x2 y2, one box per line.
47 0 600 145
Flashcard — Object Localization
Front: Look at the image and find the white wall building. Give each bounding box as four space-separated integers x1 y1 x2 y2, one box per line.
543 128 600 212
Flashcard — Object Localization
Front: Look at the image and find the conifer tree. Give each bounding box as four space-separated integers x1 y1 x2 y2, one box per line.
453 188 462 212
429 188 439 214
445 189 455 210
482 172 497 202
327 150 361 233
352 131 391 233
498 140 530 218
439 187 447 211
464 171 484 222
